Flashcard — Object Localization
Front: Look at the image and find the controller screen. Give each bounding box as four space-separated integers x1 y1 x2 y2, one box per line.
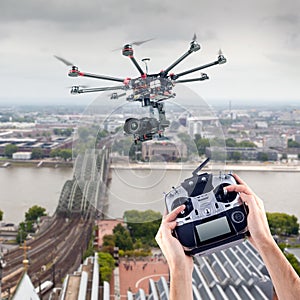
196 216 231 242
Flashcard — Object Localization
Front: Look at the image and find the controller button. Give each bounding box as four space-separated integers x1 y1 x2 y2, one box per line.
232 211 245 223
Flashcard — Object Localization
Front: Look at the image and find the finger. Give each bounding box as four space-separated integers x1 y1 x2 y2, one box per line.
232 173 247 185
164 205 185 222
225 184 252 195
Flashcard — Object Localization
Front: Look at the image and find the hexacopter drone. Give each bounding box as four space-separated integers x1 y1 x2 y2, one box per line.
55 35 226 143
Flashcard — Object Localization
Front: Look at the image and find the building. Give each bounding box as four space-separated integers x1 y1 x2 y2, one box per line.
141 140 187 161
12 152 32 160
187 116 219 137
11 272 40 300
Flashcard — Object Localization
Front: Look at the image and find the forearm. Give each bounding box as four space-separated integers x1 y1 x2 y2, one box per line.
257 239 300 300
169 266 193 300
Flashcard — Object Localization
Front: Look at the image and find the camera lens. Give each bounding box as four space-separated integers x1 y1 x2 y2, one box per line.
124 118 141 134
130 120 139 131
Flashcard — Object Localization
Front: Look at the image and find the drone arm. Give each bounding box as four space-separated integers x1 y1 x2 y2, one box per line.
160 41 201 77
174 73 209 83
172 54 226 79
69 68 125 83
129 56 145 76
71 85 126 94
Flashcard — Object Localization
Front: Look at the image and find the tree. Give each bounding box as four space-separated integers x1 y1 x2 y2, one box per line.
102 234 116 254
231 151 242 161
25 205 47 222
60 149 72 161
113 224 133 251
194 136 210 156
0 210 3 221
225 138 237 147
266 212 299 236
288 139 300 148
31 148 44 159
238 140 257 148
124 210 162 247
16 221 34 244
257 152 269 162
98 252 115 283
50 149 61 158
4 144 18 158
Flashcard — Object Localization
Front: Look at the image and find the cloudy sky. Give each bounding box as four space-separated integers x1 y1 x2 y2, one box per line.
1 0 299 107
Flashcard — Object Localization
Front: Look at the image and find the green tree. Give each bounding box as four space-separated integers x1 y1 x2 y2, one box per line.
25 205 47 222
0 210 3 221
4 144 18 158
267 212 299 236
98 252 115 283
60 149 72 161
194 135 210 156
231 151 242 161
31 148 44 159
225 138 237 147
288 139 300 148
124 210 162 247
238 140 257 148
16 221 34 244
102 234 116 254
257 152 269 162
50 148 61 158
53 128 73 137
113 224 133 251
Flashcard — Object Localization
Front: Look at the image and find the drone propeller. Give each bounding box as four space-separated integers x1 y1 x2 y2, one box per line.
112 38 154 51
131 38 154 46
192 33 197 42
54 55 74 67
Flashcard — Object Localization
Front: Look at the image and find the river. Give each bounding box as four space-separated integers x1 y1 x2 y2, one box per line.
0 165 299 224
0 166 73 224
107 167 300 221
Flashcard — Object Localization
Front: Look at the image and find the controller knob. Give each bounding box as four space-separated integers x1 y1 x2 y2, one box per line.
214 183 237 203
171 197 193 218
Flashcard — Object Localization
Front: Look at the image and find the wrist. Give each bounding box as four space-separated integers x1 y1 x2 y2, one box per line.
168 257 194 278
255 235 278 254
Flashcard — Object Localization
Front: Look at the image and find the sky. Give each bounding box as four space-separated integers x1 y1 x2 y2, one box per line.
0 0 300 107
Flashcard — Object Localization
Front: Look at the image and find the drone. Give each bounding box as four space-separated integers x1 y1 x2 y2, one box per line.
55 35 226 143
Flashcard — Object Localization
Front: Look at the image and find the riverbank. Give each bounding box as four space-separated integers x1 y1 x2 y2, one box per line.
111 161 300 172
1 158 300 172
0 159 73 168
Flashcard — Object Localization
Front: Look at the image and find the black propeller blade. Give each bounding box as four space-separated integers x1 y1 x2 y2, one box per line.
54 55 74 66
112 38 154 51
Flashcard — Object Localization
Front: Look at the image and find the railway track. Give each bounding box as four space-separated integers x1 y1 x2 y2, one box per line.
1 215 93 295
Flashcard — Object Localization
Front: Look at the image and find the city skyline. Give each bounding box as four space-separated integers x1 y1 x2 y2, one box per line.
0 0 299 107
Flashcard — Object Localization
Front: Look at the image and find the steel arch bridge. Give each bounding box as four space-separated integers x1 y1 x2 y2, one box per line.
56 148 110 218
